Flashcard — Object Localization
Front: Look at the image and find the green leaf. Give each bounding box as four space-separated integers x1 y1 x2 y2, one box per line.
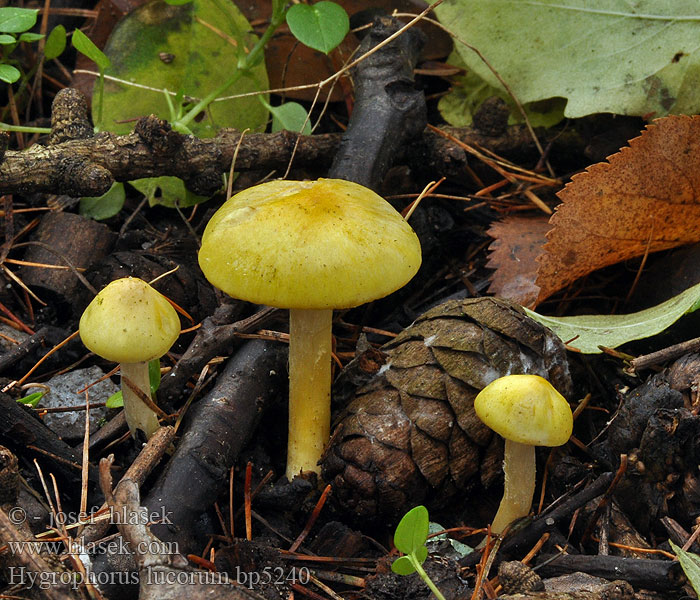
391 555 417 576
80 182 125 220
524 281 700 354
428 522 473 557
0 64 20 83
106 390 124 409
670 540 700 596
72 28 110 70
129 176 210 208
438 59 566 128
148 358 161 394
434 0 700 118
99 0 269 138
164 0 194 4
269 101 312 134
17 391 44 408
286 1 349 54
0 34 15 45
0 7 38 34
18 32 44 43
394 505 429 554
44 25 66 60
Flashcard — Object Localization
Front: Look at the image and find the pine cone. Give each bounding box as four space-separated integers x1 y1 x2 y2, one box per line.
321 297 572 520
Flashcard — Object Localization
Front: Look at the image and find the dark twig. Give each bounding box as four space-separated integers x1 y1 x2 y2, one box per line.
159 305 283 407
534 554 684 592
0 86 584 198
629 336 700 372
460 472 615 568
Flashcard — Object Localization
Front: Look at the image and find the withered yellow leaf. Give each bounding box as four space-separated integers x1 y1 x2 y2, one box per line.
536 114 700 304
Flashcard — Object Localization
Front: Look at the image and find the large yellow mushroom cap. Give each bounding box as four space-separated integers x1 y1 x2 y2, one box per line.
474 374 573 446
198 179 422 309
79 277 180 364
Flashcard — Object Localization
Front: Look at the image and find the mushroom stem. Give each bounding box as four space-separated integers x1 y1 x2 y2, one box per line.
491 439 536 535
121 361 160 440
286 308 332 480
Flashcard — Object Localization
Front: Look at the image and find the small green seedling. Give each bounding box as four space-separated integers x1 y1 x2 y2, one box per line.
72 28 111 132
670 540 700 596
0 7 40 84
391 506 447 600
0 13 66 134
16 391 44 408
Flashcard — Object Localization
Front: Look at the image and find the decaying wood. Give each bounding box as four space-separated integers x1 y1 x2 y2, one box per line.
145 339 287 551
99 459 266 600
534 554 684 592
82 426 176 543
630 340 700 372
0 86 581 198
328 16 426 189
0 325 68 375
89 341 286 596
498 581 634 600
460 472 615 569
0 392 100 493
159 304 283 407
0 445 19 505
20 211 115 307
0 505 78 600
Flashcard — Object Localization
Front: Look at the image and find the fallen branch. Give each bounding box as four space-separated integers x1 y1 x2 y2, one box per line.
0 88 582 198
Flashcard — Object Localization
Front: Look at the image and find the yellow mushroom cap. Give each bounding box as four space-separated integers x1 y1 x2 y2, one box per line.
474 374 573 446
79 277 180 364
197 179 422 309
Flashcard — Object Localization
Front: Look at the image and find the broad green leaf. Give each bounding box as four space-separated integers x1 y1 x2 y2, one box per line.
45 25 66 60
164 0 194 4
438 52 566 129
99 0 269 138
0 34 15 45
670 541 700 596
0 64 20 83
391 556 416 575
80 182 125 220
434 1 700 118
72 28 111 70
525 281 700 354
129 176 210 208
18 32 44 43
286 2 349 54
0 7 38 34
269 101 312 134
394 505 429 554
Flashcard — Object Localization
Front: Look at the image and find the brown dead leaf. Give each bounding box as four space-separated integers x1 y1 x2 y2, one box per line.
487 216 550 308
536 114 700 304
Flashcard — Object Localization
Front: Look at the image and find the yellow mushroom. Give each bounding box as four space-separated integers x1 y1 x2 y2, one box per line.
474 374 573 535
198 179 422 480
79 277 180 440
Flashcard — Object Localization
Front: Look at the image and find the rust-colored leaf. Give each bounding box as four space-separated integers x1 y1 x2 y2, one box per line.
487 216 550 307
536 114 700 304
